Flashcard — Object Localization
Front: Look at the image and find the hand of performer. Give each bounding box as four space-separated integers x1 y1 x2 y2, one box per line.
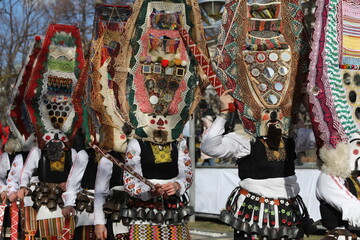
58 182 67 191
17 187 29 200
95 224 107 240
150 183 164 197
0 191 8 204
219 89 234 114
8 192 17 203
62 206 76 218
162 182 180 196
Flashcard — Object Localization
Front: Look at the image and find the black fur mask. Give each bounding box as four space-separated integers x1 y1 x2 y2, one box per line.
45 141 64 162
266 124 282 150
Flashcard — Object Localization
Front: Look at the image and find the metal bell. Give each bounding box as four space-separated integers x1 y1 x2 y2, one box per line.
295 226 304 239
47 200 57 212
146 209 156 221
103 202 114 215
260 225 270 238
42 186 50 194
288 226 300 239
36 185 44 194
270 227 278 239
183 206 195 216
278 226 289 238
219 209 235 226
76 201 87 212
113 203 121 211
122 217 131 226
164 210 173 222
78 194 90 204
86 201 94 213
120 208 137 220
36 192 43 200
53 186 63 195
41 196 49 204
57 197 64 208
111 211 122 222
240 221 250 235
178 206 195 220
137 208 147 221
250 223 260 235
232 218 242 231
33 200 42 209
155 211 164 224
48 193 57 201
128 208 138 220
172 210 179 223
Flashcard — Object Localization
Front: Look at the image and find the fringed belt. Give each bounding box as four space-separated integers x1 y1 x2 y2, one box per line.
105 194 194 225
220 187 316 239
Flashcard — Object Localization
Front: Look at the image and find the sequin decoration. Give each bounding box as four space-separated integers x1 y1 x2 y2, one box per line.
244 48 292 108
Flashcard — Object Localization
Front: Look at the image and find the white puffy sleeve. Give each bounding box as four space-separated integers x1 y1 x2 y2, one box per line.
123 139 153 201
6 154 24 194
20 147 40 188
316 172 360 227
94 157 112 225
201 116 251 159
174 139 192 195
62 150 89 207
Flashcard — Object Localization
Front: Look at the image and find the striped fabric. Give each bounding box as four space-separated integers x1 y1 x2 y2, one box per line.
342 2 360 65
73 226 96 240
24 206 37 239
38 217 74 239
326 0 358 138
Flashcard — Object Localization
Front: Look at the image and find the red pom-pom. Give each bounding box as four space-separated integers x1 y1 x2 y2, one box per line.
161 59 169 68
35 36 41 41
229 103 236 112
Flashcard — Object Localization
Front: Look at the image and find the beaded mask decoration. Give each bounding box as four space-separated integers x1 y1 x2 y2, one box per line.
308 0 360 172
214 0 309 138
25 24 84 150
125 0 209 144
7 36 43 148
82 4 133 153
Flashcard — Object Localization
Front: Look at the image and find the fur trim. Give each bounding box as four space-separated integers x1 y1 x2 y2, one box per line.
4 138 22 154
234 124 256 142
320 142 351 179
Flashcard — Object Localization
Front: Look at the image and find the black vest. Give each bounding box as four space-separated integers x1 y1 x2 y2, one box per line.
80 148 98 189
38 149 72 183
236 137 296 180
138 140 179 180
320 177 359 230
109 151 124 189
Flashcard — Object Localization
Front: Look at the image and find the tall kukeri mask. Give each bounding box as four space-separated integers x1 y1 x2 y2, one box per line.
25 24 84 150
308 0 360 175
215 0 309 137
125 0 209 144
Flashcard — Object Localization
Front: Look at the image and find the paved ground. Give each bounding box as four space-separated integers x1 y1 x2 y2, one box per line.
190 229 234 239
